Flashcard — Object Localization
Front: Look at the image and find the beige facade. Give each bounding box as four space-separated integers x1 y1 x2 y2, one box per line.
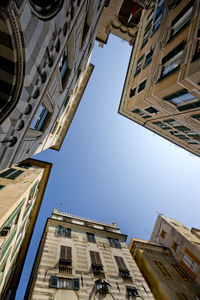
0 158 52 299
129 238 200 300
25 209 154 300
119 0 200 156
0 0 105 170
97 0 149 47
150 214 200 289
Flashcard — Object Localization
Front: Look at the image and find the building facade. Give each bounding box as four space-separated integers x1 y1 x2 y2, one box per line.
25 209 154 300
118 0 200 156
0 158 52 299
129 238 200 300
0 0 105 170
150 214 200 289
96 0 150 47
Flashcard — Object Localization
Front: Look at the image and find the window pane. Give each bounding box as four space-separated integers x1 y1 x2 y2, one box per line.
30 105 49 131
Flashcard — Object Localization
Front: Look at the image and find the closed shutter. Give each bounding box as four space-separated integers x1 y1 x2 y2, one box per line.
60 246 72 264
8 169 24 179
50 276 58 288
60 245 66 261
0 169 24 179
90 251 102 266
72 278 80 290
114 256 128 270
66 246 72 262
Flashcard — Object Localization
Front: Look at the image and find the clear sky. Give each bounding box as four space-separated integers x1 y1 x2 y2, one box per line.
16 35 200 299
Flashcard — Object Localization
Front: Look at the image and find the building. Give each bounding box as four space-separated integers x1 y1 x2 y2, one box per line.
0 158 52 299
25 209 154 300
0 0 105 170
150 214 200 289
96 0 151 47
118 0 200 157
129 238 200 300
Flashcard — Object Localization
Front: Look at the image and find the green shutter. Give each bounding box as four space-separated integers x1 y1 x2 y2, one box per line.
57 226 62 236
9 170 24 179
0 169 15 178
72 278 80 290
50 276 58 288
3 198 26 228
0 228 17 260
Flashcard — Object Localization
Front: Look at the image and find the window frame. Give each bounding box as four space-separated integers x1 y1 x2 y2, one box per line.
108 237 121 248
30 104 50 132
86 232 96 243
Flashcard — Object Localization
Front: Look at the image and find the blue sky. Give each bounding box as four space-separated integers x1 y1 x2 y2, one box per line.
16 35 200 299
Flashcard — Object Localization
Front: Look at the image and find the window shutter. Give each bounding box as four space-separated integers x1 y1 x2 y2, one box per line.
90 250 96 265
90 251 102 266
72 278 80 290
66 246 72 261
9 170 24 179
57 225 62 236
50 276 58 288
60 245 66 261
115 256 127 270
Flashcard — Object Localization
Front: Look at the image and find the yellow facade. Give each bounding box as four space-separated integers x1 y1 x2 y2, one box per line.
119 0 200 156
0 158 52 299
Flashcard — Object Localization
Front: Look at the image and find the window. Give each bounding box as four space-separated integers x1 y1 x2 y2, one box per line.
126 286 139 297
57 226 71 238
81 0 90 45
164 119 181 126
108 237 121 248
161 230 166 238
145 106 158 114
153 121 171 130
141 10 154 49
171 263 188 280
59 246 72 266
143 48 154 69
182 252 199 273
192 114 200 121
59 52 70 87
171 241 178 252
30 104 50 131
170 1 193 38
132 109 151 119
160 41 185 79
17 162 32 169
0 185 5 190
0 168 24 180
134 55 144 77
163 89 195 105
154 261 172 278
50 276 80 290
115 256 130 278
86 232 96 243
138 79 146 93
90 251 104 273
163 89 199 111
130 87 136 98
